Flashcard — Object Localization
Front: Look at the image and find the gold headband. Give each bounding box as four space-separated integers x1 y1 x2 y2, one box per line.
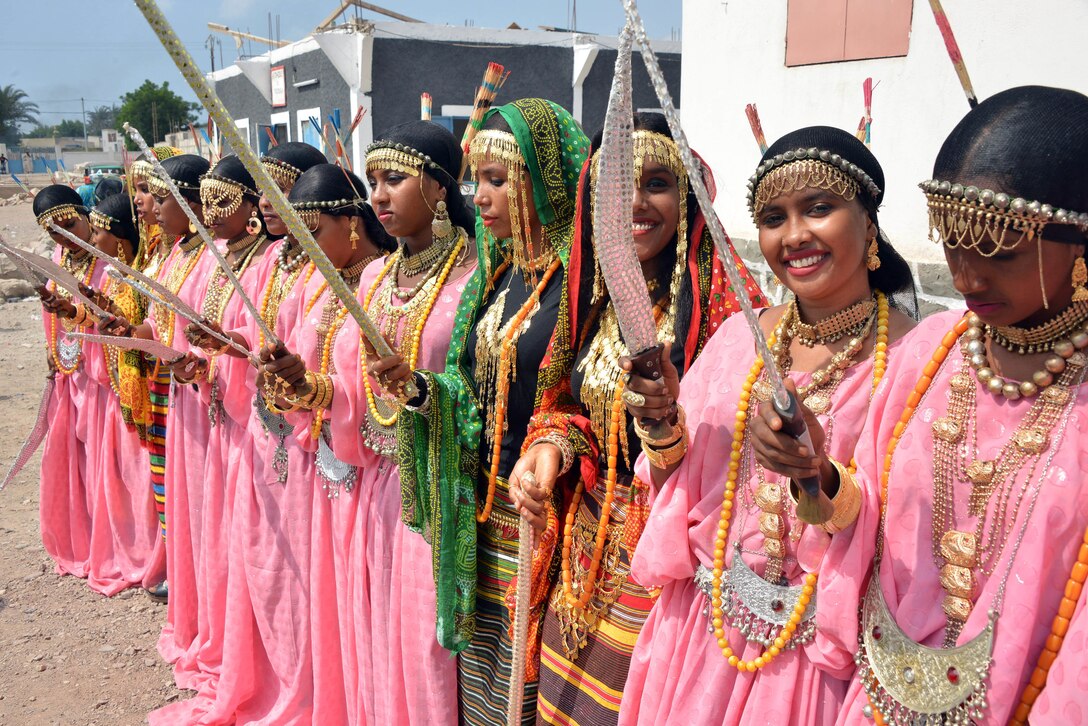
261 156 303 190
364 142 426 177
129 159 154 185
752 159 860 221
469 130 525 176
89 209 115 232
200 176 249 224
920 179 1088 255
37 204 82 230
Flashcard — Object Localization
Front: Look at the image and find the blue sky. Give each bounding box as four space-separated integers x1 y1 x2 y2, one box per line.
4 1 681 126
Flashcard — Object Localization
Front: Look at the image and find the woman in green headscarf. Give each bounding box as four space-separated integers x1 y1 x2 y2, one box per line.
367 98 589 723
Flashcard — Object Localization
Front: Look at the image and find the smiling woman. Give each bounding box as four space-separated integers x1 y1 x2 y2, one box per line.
617 126 917 725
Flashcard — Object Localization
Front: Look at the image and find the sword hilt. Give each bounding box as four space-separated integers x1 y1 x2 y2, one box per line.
629 343 678 439
772 390 834 525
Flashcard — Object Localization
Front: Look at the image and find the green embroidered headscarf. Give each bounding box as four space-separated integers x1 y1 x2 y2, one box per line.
397 98 589 653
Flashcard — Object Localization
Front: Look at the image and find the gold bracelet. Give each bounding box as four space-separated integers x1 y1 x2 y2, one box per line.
810 458 861 534
71 304 89 327
634 405 687 446
311 372 333 410
642 426 688 470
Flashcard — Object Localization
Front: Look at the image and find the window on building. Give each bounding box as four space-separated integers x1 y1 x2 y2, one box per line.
785 0 914 66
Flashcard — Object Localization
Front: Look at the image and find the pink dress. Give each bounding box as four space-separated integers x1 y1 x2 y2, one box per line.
38 247 107 582
316 257 474 724
835 310 1088 726
158 242 277 701
83 278 160 596
620 311 888 726
146 242 218 668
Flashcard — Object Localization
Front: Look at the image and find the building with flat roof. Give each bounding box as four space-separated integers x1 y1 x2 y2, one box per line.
209 20 681 170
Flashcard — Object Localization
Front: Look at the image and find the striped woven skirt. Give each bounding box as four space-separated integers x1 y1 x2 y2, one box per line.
536 476 654 726
147 363 170 537
459 476 544 726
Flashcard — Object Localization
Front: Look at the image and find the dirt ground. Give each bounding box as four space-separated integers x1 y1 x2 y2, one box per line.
0 197 179 726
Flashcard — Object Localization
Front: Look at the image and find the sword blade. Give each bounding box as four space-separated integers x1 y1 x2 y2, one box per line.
0 377 54 492
0 241 111 319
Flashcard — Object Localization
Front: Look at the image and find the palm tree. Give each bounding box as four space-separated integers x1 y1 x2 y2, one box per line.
0 85 39 146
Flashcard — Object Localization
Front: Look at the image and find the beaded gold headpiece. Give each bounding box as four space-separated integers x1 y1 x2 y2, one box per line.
127 146 183 188
89 209 117 232
365 140 459 187
470 129 545 275
291 197 363 232
261 156 303 190
146 169 199 199
920 179 1088 255
199 175 257 225
747 147 881 222
37 203 83 230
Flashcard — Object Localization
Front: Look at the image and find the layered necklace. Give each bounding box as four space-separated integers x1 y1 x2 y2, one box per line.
704 292 888 673
856 311 1086 725
389 227 461 301
361 232 465 457
48 249 97 375
202 233 266 426
476 255 563 524
154 235 204 348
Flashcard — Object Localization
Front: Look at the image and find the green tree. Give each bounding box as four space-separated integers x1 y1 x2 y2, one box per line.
0 85 39 146
117 80 199 148
86 105 118 135
25 119 85 138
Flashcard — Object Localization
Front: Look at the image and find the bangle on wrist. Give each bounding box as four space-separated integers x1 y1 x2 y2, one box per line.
642 425 688 470
635 405 687 447
531 434 574 476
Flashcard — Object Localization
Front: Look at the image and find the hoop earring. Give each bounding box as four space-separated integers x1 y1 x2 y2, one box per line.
246 208 263 236
349 216 360 250
866 237 881 271
1072 256 1088 302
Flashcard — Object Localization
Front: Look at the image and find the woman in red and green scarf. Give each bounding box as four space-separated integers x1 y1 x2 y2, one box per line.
369 98 589 723
509 113 766 725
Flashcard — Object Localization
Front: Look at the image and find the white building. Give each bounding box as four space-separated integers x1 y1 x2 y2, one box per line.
680 0 1088 305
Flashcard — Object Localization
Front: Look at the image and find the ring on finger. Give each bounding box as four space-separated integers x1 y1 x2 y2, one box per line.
623 389 647 407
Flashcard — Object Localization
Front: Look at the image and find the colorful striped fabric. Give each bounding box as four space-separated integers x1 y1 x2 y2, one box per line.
147 362 170 537
458 478 541 726
536 479 655 726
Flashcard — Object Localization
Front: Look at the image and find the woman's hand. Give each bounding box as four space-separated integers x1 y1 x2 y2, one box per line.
38 287 77 319
77 283 119 318
96 314 134 338
509 443 563 536
185 320 227 355
619 342 681 426
362 336 412 400
167 351 208 383
259 342 309 398
749 379 834 485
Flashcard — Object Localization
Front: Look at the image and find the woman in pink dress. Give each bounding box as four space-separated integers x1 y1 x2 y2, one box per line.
99 153 216 667
825 86 1088 726
346 122 475 723
32 184 107 583
82 191 162 595
618 127 917 725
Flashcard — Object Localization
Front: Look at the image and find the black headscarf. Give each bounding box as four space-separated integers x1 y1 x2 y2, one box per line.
368 120 475 231
158 154 210 203
261 142 328 184
290 164 395 251
932 85 1088 246
93 177 124 204
33 184 85 216
93 192 140 253
752 125 917 316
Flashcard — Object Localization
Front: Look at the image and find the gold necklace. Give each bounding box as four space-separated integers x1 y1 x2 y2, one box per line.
988 300 1088 354
930 326 1086 644
965 311 1088 399
201 235 264 324
792 295 875 347
399 229 457 276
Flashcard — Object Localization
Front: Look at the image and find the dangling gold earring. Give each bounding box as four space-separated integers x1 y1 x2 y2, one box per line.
188 219 197 234
1072 256 1088 302
431 199 452 239
117 243 128 267
349 216 360 250
246 208 263 236
866 236 881 271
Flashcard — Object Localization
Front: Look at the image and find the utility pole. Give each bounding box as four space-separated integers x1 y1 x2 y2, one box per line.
207 34 216 71
81 97 88 148
152 101 159 143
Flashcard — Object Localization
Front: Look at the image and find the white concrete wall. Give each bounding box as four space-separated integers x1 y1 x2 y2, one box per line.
681 0 1088 264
